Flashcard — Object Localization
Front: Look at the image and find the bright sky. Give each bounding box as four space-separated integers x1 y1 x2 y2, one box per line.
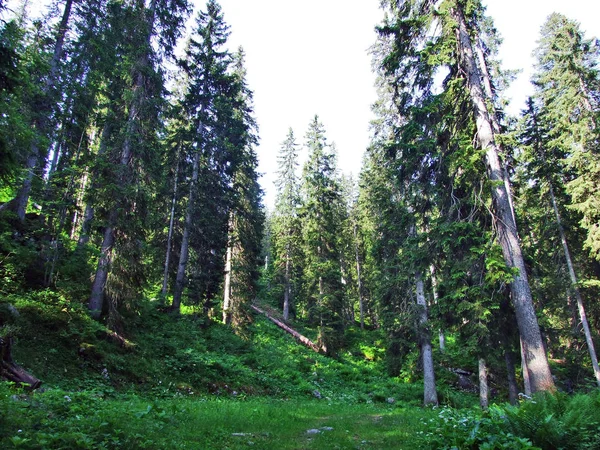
214 0 600 209
215 0 381 208
6 0 600 208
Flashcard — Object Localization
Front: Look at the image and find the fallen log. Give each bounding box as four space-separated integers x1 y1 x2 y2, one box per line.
1 336 41 389
250 305 324 353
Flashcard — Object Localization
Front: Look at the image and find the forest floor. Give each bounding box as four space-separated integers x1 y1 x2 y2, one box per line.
1 292 600 449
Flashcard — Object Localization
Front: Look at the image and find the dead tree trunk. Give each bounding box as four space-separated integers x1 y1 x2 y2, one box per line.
251 305 324 353
0 336 41 389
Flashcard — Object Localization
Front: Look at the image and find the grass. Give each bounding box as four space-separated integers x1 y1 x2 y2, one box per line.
0 387 438 449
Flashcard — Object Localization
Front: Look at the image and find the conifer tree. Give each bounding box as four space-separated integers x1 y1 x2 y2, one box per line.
170 0 232 313
221 48 263 328
272 128 302 322
374 0 555 393
532 13 600 261
518 97 600 386
5 0 74 222
300 116 345 354
88 0 190 319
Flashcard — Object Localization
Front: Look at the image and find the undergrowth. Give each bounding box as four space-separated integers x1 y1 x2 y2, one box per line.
2 292 600 449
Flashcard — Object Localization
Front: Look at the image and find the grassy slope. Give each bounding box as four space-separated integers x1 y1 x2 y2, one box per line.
0 292 443 448
2 291 432 403
3 294 600 449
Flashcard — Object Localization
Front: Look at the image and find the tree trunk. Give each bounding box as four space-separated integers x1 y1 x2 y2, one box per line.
520 337 532 396
283 250 291 321
161 149 181 298
171 150 200 313
11 0 73 221
475 39 518 227
453 5 555 393
479 357 489 410
549 184 600 386
429 264 445 352
88 223 115 319
0 336 41 389
416 271 438 406
504 347 519 405
251 305 324 353
353 222 365 329
222 218 234 325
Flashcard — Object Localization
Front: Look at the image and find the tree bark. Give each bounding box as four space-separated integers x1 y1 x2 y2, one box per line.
504 347 519 405
453 5 555 392
549 184 600 386
416 271 438 406
171 150 200 313
283 250 291 321
161 148 181 297
479 357 489 410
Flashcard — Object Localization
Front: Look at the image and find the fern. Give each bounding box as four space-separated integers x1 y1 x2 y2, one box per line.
504 392 600 450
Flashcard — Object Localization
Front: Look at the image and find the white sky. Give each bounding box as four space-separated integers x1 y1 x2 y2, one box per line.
215 0 600 208
6 0 600 208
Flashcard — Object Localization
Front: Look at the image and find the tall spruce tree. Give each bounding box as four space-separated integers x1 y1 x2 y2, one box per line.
519 97 600 386
221 47 263 328
272 128 301 322
374 0 555 393
532 13 600 261
88 0 189 319
300 116 346 354
170 0 232 313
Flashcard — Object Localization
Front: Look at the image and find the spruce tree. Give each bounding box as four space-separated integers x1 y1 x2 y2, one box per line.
88 0 190 319
518 97 600 386
300 116 345 354
221 47 263 328
374 0 555 393
170 0 232 313
533 13 600 261
272 128 302 322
